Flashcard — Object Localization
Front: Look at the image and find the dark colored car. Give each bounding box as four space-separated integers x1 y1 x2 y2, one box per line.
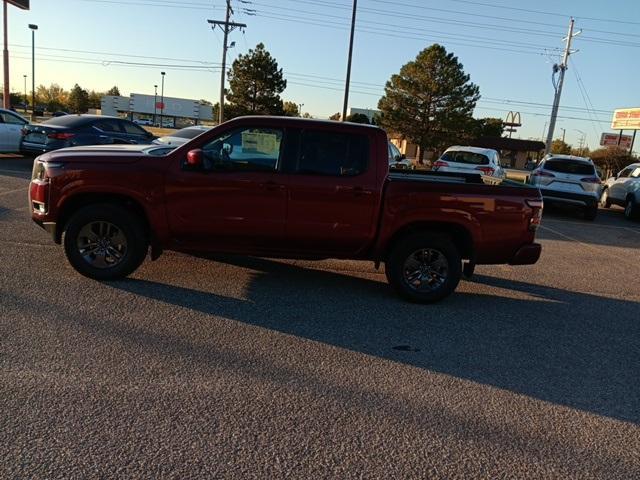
20 114 155 156
29 116 543 303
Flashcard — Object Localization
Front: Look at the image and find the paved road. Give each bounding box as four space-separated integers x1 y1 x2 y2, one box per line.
1 158 639 479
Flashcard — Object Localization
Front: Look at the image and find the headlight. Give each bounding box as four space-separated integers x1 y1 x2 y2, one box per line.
32 160 46 181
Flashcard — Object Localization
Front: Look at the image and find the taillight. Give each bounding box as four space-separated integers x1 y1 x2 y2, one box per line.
433 160 449 169
47 132 75 140
580 177 601 184
475 166 495 175
526 199 544 231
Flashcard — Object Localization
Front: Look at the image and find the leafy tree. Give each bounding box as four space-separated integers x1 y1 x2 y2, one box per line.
550 139 571 155
226 43 287 118
590 147 634 178
68 84 90 113
475 117 504 137
0 92 26 107
302 112 313 119
199 99 213 106
88 90 103 110
283 101 300 117
346 113 370 124
329 112 341 121
106 86 121 96
377 44 480 163
36 83 68 112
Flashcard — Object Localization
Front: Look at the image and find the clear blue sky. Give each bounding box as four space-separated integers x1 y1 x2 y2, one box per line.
4 0 640 152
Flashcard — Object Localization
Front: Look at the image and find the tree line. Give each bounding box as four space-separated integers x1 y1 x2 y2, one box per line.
1 84 121 113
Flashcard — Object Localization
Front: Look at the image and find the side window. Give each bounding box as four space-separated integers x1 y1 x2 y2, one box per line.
1 112 26 125
200 127 282 172
297 131 368 176
95 120 123 133
618 167 633 178
631 167 640 178
121 121 148 135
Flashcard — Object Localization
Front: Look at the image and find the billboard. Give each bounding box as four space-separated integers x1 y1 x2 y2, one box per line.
611 108 640 130
7 0 29 9
130 93 213 120
600 132 633 149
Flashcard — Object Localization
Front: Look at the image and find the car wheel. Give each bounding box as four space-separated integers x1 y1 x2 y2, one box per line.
386 233 462 303
624 198 639 221
584 205 598 221
599 188 611 208
63 203 148 280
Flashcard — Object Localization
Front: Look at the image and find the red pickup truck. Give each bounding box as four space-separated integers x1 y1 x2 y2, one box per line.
29 116 542 303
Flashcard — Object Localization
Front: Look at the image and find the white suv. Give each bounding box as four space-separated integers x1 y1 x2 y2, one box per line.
528 154 602 220
600 163 640 220
433 146 505 179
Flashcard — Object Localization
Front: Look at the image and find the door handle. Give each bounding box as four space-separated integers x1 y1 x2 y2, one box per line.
336 185 372 196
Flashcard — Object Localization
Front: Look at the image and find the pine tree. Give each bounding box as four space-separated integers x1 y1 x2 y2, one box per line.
378 44 480 162
68 84 90 113
226 43 287 118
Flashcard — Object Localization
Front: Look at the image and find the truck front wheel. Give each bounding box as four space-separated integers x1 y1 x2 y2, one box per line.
63 204 148 280
386 233 462 303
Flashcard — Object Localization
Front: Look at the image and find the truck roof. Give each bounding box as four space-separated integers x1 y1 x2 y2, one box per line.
223 115 383 131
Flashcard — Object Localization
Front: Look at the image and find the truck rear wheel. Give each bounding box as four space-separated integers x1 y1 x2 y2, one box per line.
63 203 148 280
386 233 462 303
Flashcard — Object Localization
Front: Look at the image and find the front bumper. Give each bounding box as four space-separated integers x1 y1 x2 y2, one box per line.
509 243 542 265
538 188 599 208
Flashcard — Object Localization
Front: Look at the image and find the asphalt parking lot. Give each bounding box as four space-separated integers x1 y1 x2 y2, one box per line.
1 157 639 479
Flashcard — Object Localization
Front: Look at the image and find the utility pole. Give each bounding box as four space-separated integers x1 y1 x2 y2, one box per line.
208 1 246 124
544 17 581 155
341 0 357 122
3 0 8 109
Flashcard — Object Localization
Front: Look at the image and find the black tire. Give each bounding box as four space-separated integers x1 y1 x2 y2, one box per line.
583 205 598 221
600 188 611 208
386 233 462 303
624 197 639 221
63 203 148 280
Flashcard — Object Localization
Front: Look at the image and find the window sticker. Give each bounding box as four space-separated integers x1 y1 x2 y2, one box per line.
241 131 279 155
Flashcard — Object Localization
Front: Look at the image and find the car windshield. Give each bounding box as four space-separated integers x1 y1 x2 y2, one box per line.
544 159 595 175
441 150 489 165
166 128 209 140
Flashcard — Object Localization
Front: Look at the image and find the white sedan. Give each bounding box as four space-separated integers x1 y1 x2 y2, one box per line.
0 109 29 153
152 125 211 147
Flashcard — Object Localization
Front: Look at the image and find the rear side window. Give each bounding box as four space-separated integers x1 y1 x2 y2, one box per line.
441 150 489 165
95 120 123 133
296 130 369 176
121 121 148 135
544 159 594 175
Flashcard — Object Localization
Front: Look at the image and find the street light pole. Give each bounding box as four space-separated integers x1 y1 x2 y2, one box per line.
341 0 357 122
298 103 304 117
23 74 26 112
153 84 158 125
160 72 165 128
28 24 37 121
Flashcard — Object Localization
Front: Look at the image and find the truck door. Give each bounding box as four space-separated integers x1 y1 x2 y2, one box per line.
164 126 287 252
279 128 379 256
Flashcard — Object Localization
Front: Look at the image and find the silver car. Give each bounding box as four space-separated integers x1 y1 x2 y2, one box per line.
600 162 640 220
529 154 601 220
152 125 211 147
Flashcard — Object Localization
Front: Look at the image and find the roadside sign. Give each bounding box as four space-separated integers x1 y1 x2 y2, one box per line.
611 107 640 130
7 0 29 9
155 102 165 110
600 132 633 149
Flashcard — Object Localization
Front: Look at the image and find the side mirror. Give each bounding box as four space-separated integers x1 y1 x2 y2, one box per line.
222 142 233 155
186 149 203 168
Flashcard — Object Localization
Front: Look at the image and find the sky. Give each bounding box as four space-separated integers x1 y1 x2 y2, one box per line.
4 0 640 153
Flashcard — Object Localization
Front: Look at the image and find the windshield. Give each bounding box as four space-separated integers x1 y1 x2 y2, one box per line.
441 150 490 165
544 159 595 175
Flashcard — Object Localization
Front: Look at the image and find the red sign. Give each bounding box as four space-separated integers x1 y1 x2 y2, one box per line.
600 132 633 149
7 0 29 9
155 102 165 110
611 108 640 130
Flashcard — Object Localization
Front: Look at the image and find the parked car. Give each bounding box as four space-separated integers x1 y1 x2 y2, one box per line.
432 146 506 179
388 141 413 170
28 116 543 303
134 118 153 126
528 154 601 220
152 125 211 147
20 114 156 156
600 162 640 220
0 108 29 153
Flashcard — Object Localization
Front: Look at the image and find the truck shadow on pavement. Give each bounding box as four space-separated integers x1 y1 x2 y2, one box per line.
110 255 640 425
